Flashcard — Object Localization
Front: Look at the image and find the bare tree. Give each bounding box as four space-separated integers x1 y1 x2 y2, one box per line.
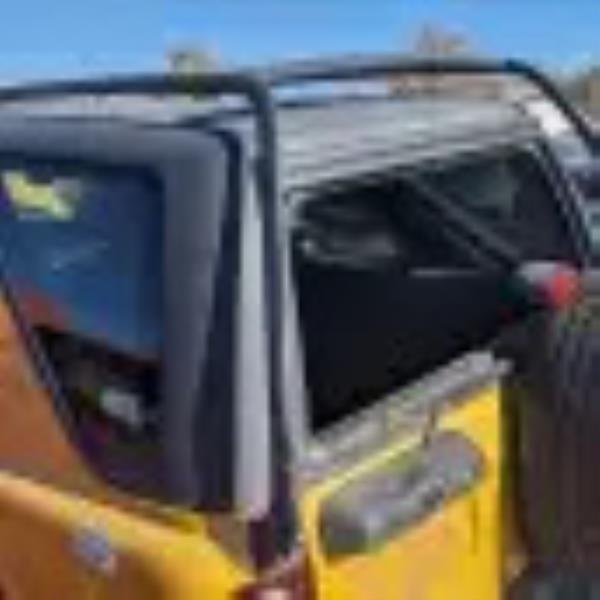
564 67 600 118
392 23 502 99
166 47 219 74
412 23 472 59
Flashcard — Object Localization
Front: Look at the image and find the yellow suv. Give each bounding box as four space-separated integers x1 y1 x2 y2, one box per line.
0 56 595 599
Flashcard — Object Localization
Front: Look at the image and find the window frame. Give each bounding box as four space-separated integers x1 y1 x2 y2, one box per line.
408 140 589 265
285 141 586 467
285 165 508 444
0 118 239 510
0 159 164 359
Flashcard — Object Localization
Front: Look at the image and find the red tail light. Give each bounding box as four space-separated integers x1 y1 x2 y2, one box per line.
236 551 315 600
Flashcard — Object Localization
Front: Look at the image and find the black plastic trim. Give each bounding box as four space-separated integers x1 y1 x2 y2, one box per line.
0 123 233 508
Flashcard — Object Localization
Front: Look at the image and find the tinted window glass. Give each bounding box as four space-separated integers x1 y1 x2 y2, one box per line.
0 166 162 357
427 150 574 260
293 178 528 430
0 163 163 492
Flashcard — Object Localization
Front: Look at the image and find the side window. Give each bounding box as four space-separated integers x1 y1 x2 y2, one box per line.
0 164 163 493
427 150 575 261
292 181 473 274
292 178 523 430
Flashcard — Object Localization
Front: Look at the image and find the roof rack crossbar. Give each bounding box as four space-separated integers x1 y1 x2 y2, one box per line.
0 55 591 158
251 55 593 152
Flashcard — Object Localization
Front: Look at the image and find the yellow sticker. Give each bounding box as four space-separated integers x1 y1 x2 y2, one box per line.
3 172 75 220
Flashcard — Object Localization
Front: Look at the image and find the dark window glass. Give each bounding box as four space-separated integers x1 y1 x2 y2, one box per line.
426 150 574 260
292 178 528 430
0 163 163 492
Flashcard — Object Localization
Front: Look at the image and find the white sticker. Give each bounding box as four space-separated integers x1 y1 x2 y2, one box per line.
72 525 117 576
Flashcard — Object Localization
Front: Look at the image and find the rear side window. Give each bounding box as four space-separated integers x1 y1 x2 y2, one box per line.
292 177 529 430
0 163 163 492
426 150 575 261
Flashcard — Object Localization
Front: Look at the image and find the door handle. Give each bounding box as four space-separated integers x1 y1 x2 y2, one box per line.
320 432 483 558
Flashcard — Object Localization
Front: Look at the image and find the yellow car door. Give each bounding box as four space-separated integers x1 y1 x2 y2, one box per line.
0 472 248 600
298 354 506 600
0 300 248 600
0 120 255 599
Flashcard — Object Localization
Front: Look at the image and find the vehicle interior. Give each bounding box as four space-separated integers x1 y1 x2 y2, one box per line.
0 102 576 479
290 141 577 431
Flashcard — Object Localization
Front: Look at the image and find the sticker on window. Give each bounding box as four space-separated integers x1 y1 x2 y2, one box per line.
2 171 78 220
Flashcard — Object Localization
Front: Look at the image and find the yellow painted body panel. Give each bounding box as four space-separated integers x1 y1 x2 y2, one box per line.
0 300 247 599
0 293 508 599
0 472 249 599
300 383 504 600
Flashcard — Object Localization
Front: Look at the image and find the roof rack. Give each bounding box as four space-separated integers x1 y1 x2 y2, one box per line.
257 54 593 143
0 55 592 186
0 55 590 216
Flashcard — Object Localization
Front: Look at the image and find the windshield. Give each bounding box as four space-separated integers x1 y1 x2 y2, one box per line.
0 164 163 359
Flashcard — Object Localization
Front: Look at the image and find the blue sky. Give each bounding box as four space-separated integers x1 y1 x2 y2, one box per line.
2 1 600 79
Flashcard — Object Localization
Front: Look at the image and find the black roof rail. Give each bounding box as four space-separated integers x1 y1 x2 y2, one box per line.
0 54 592 157
250 54 593 149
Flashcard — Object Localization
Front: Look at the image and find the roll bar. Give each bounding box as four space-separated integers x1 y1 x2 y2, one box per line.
0 55 593 176
254 55 593 149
